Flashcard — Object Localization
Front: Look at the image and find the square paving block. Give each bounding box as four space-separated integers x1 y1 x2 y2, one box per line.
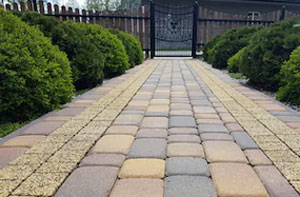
105 126 138 136
22 121 65 135
168 135 200 143
136 129 168 139
169 116 197 128
166 157 210 176
198 124 229 134
1 135 46 148
243 149 272 166
141 117 168 128
200 133 233 141
110 178 164 197
119 159 165 178
53 107 85 116
80 154 125 167
170 103 192 110
225 123 244 132
114 115 143 125
203 141 248 163
0 147 28 169
193 106 216 114
231 132 258 150
55 166 118 197
210 163 269 197
168 128 198 135
254 166 299 197
167 143 204 158
170 110 193 116
164 176 217 197
127 139 167 159
92 135 134 155
150 99 170 105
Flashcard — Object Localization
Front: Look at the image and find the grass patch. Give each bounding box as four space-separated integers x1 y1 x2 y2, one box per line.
0 121 30 138
229 73 247 80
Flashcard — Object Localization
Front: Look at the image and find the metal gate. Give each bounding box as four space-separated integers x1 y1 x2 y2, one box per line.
150 1 198 58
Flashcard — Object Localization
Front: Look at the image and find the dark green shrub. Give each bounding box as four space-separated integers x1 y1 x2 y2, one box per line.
276 46 300 105
239 19 300 91
227 47 246 73
208 26 261 69
20 11 105 90
203 34 222 63
108 29 143 68
78 24 129 78
0 9 74 121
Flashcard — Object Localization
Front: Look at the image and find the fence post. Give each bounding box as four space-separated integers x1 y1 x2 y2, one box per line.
150 0 155 58
33 0 37 11
280 5 286 21
192 1 199 58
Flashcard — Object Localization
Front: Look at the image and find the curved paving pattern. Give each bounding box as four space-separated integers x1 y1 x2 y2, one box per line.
0 59 300 197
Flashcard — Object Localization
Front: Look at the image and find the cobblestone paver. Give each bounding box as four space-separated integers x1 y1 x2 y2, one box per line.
0 59 300 196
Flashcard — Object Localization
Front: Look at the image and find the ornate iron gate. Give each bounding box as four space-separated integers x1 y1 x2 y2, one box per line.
150 1 198 58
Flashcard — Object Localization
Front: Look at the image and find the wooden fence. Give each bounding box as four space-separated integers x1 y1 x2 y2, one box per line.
1 1 300 53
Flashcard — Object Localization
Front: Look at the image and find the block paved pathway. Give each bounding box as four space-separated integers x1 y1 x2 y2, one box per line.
0 59 300 197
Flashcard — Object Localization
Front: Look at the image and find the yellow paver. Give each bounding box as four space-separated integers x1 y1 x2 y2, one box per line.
119 159 165 178
167 143 205 158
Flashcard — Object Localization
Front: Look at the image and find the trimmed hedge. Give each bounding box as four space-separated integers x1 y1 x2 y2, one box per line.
227 47 246 73
20 11 105 90
208 26 261 69
0 9 74 121
109 28 143 68
276 46 300 105
81 25 129 78
239 19 300 91
202 34 222 63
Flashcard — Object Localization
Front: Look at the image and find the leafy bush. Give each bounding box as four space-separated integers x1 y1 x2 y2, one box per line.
208 26 261 69
20 11 105 90
276 46 300 105
0 9 74 121
227 47 246 73
79 24 129 78
203 34 222 63
108 28 143 68
239 19 300 91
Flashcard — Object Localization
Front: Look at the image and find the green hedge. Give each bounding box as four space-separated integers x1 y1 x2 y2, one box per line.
20 11 105 90
81 25 129 78
227 47 246 73
202 34 222 63
276 46 300 105
207 26 261 69
108 29 143 68
239 19 300 91
0 9 74 121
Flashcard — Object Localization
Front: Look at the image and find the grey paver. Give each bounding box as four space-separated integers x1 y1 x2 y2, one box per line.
53 107 85 116
168 135 200 143
127 139 167 159
136 129 168 138
164 176 217 197
254 166 299 197
200 133 233 141
80 154 125 167
198 124 229 133
166 157 210 176
55 166 118 197
231 132 259 150
168 128 198 135
169 116 196 128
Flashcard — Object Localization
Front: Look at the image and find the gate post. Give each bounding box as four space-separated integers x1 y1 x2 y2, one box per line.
150 0 155 58
192 1 199 58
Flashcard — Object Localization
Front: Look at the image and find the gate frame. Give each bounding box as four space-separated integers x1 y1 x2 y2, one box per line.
150 0 199 58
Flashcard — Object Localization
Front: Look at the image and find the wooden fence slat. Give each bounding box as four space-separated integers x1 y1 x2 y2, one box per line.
88 10 94 24
47 3 52 15
75 8 80 23
139 6 144 49
39 1 44 14
20 1 25 12
133 8 138 38
144 4 150 53
61 6 67 21
82 9 87 23
68 7 73 21
13 2 18 11
54 4 59 19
